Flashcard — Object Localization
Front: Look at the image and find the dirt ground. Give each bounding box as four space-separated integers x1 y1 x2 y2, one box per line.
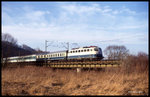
1 66 149 96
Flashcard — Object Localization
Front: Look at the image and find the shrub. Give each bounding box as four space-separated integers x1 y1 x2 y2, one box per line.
121 52 148 74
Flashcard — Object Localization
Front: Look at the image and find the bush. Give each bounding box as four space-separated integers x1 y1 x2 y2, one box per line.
121 52 148 74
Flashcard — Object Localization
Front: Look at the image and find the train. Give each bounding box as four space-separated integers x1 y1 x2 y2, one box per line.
2 46 103 64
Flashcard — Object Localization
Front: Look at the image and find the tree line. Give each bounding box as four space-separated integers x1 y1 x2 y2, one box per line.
2 33 44 59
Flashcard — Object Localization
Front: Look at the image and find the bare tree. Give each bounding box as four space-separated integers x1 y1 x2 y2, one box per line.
2 33 17 45
2 33 18 67
104 45 129 60
22 44 34 51
122 52 148 74
35 48 44 54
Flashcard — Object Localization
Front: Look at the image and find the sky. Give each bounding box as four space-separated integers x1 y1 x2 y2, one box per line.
2 1 149 56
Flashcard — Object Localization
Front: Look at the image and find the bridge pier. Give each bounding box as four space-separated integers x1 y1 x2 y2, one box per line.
76 68 81 73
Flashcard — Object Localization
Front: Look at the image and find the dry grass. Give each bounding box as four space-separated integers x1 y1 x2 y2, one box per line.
2 64 149 96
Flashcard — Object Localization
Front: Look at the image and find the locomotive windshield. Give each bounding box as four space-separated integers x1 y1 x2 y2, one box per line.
94 48 98 51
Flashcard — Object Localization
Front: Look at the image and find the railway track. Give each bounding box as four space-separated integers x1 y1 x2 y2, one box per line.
47 60 121 68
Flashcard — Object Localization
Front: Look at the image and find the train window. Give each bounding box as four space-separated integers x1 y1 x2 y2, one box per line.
78 50 80 52
84 49 86 52
76 50 77 53
73 51 75 53
87 49 89 51
81 50 83 52
70 51 72 53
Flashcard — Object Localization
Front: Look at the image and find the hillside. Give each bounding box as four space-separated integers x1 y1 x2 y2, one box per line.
2 41 38 58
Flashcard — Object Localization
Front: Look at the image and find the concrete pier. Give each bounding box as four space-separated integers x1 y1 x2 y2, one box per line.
77 68 81 73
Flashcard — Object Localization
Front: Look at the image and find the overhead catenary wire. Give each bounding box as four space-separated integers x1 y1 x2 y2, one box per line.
45 34 143 52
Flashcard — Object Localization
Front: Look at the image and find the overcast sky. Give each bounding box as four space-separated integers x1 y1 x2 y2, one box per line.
2 1 149 55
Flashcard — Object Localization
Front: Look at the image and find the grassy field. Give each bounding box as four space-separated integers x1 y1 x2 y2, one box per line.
2 64 149 96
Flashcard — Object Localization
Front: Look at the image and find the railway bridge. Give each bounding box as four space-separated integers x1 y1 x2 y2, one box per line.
47 60 120 68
